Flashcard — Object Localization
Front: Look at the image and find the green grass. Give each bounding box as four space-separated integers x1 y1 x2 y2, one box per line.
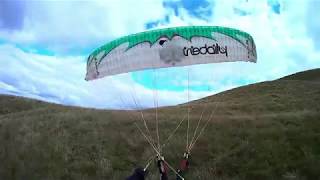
0 69 320 180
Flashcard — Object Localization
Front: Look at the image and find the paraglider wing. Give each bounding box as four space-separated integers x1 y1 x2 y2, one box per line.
85 26 257 81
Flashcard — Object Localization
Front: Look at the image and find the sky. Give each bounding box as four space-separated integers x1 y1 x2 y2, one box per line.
0 0 319 109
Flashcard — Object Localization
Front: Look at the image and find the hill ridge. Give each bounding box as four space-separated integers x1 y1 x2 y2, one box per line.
0 68 319 180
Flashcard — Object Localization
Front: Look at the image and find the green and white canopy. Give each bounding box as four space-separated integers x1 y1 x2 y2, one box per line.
85 26 257 81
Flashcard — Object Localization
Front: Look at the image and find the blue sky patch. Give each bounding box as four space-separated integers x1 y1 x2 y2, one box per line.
131 66 255 92
0 39 6 45
268 0 281 14
233 8 250 16
145 21 161 29
163 0 213 20
17 45 56 56
131 67 211 92
145 15 170 29
145 0 213 28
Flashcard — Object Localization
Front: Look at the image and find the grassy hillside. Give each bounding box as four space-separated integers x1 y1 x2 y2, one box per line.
0 69 319 180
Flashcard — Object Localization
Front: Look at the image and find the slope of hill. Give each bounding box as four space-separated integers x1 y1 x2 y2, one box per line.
280 68 320 81
0 69 319 180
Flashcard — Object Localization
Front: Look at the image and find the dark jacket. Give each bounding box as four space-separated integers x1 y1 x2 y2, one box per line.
126 168 146 180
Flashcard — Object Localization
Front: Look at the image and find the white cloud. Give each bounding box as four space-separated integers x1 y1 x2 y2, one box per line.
161 0 320 81
0 0 167 53
0 44 221 109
